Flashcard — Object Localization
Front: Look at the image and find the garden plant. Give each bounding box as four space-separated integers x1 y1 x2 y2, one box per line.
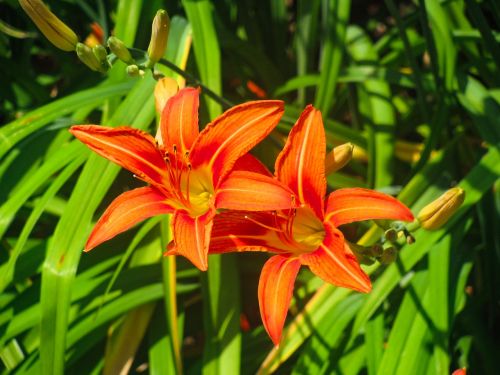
0 0 499 374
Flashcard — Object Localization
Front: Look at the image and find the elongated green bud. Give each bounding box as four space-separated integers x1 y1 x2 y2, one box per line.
417 187 465 230
19 0 78 51
92 44 110 72
146 9 170 68
76 42 101 72
107 36 134 64
325 143 354 175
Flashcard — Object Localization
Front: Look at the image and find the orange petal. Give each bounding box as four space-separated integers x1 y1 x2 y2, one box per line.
300 223 371 293
159 87 200 155
86 187 173 251
209 211 287 254
189 100 284 186
232 153 273 176
259 255 301 346
275 105 326 219
325 188 414 226
166 211 214 271
70 125 167 187
215 171 295 211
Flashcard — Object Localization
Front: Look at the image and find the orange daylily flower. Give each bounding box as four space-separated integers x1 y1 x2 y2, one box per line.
70 87 295 270
209 105 414 345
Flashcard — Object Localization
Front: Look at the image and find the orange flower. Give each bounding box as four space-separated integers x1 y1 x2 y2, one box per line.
70 87 295 270
209 105 414 345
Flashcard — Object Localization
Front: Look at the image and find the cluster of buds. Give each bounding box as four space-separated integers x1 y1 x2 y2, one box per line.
20 1 170 76
350 187 465 266
350 240 399 266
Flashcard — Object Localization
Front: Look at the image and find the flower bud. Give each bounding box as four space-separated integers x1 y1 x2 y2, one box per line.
107 36 134 64
126 64 144 77
92 44 110 72
146 9 170 68
325 143 354 174
76 42 102 72
417 187 465 230
19 0 78 51
384 228 398 242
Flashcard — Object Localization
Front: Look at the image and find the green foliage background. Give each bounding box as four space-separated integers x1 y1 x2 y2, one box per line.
1 0 499 374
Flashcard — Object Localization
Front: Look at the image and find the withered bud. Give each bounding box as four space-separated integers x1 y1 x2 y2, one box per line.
380 247 397 265
146 9 170 68
325 143 354 175
371 244 384 257
384 228 398 242
417 187 465 230
19 0 78 51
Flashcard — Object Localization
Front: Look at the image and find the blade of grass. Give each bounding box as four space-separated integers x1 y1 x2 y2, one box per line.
347 26 396 189
183 0 221 119
365 311 384 375
376 271 429 375
0 82 133 159
295 0 321 105
39 75 156 375
0 154 85 292
103 233 163 375
0 141 83 240
314 0 351 115
201 255 242 375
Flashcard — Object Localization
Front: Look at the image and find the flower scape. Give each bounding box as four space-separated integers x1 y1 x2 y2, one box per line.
70 80 414 345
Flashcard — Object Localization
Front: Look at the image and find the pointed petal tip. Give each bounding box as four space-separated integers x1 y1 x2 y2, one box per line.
358 279 372 293
164 243 208 271
270 335 281 347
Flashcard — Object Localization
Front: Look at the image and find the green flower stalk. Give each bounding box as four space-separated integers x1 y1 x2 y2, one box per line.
19 0 78 51
107 36 134 64
417 187 465 230
146 9 170 68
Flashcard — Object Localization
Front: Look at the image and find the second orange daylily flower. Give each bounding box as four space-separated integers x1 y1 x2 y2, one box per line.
70 85 295 270
209 105 414 345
